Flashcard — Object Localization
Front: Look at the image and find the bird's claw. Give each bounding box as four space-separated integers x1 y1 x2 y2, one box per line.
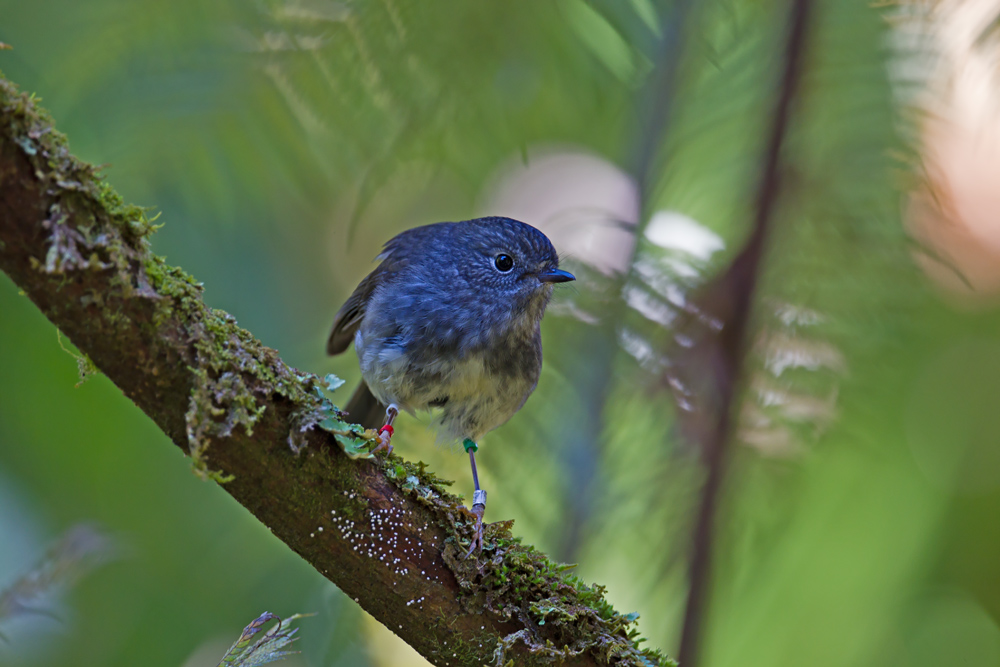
463 503 486 559
369 425 394 455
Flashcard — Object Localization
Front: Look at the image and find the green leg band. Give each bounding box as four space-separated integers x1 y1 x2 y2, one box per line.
462 438 478 453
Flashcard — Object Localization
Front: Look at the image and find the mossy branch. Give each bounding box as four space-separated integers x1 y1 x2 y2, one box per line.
0 74 673 667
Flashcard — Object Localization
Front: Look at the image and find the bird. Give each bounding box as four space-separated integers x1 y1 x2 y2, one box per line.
327 216 575 554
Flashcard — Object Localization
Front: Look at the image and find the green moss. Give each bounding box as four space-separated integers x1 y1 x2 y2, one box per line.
2 77 161 294
136 251 361 479
439 524 674 666
429 631 497 666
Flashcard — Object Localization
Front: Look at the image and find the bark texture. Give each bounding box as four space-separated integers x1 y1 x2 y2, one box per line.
0 76 671 667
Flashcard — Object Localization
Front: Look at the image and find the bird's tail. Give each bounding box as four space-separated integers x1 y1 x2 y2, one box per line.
343 381 387 430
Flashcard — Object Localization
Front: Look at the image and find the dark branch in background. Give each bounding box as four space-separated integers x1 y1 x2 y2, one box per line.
0 76 673 667
675 0 813 665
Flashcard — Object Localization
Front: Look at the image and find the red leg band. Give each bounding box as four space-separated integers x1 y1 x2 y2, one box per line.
379 425 394 437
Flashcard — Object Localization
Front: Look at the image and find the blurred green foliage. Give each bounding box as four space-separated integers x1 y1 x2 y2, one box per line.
216 612 309 667
3 1 1000 666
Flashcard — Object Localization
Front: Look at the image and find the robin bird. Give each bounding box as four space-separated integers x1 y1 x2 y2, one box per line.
327 216 574 554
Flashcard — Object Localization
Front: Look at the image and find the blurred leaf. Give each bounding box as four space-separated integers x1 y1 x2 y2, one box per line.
217 611 311 667
0 524 117 636
323 373 345 392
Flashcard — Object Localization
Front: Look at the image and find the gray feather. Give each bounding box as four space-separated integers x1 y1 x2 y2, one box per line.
327 268 382 355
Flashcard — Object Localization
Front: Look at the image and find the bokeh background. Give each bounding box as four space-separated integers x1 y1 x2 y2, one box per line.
3 0 1000 666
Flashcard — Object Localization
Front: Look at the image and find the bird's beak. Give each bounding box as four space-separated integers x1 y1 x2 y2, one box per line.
537 268 576 284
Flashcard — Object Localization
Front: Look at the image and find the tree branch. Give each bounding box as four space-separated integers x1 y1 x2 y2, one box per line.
0 75 672 667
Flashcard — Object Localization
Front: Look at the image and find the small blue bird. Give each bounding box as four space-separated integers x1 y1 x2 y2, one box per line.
327 216 575 553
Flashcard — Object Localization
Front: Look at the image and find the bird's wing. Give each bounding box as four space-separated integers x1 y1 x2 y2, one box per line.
327 267 384 355
327 222 446 356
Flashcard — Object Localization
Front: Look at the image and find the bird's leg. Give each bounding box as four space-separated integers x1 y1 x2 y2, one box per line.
463 440 486 557
370 403 398 455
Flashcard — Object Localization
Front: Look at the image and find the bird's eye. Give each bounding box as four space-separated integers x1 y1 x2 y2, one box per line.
494 254 514 272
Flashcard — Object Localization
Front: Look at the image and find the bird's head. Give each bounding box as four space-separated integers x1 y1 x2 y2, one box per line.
451 216 574 314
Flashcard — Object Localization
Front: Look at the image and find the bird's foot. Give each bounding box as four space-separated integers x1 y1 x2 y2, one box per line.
463 489 487 559
369 424 394 455
463 506 484 558
369 404 399 455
